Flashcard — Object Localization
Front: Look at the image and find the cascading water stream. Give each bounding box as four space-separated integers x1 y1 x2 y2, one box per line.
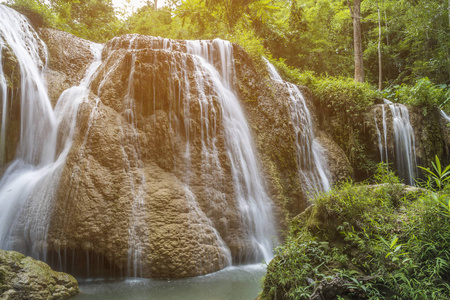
263 58 331 196
0 5 55 167
181 40 277 262
374 105 389 164
0 4 103 260
161 40 233 267
123 36 147 277
0 41 8 165
374 99 417 185
440 110 450 123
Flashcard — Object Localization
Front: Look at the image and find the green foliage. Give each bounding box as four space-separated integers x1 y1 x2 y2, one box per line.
373 162 400 185
258 0 450 87
6 0 122 42
262 163 450 299
124 5 177 38
257 0 353 77
225 26 270 68
5 0 55 28
50 0 122 42
263 233 331 299
418 155 450 191
383 78 450 116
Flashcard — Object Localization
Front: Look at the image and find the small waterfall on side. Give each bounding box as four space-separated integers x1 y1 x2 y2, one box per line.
0 3 103 260
263 58 331 196
374 105 389 164
440 110 450 123
183 40 276 263
374 99 417 185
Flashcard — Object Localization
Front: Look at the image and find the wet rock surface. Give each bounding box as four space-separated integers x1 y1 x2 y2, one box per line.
233 46 352 219
0 249 79 300
47 34 245 278
39 28 94 106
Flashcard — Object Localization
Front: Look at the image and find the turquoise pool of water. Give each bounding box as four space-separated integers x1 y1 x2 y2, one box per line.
73 264 266 300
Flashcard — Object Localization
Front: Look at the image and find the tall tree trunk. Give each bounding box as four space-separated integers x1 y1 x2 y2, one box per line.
349 0 364 83
378 2 382 90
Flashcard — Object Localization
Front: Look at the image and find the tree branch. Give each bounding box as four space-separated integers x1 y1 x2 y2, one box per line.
346 0 353 18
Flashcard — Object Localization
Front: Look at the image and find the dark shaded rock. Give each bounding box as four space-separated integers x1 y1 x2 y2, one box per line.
310 276 348 300
0 42 22 167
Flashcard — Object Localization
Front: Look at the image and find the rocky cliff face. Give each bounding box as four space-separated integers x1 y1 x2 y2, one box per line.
45 33 238 278
30 30 353 278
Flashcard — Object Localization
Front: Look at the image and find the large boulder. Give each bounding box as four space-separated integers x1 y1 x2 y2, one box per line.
0 249 79 300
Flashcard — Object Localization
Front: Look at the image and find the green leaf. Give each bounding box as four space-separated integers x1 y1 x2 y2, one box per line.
390 236 398 249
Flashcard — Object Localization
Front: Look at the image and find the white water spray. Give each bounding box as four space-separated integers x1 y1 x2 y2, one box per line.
124 36 148 277
183 41 277 262
0 4 103 259
440 110 450 123
263 57 331 196
374 100 417 185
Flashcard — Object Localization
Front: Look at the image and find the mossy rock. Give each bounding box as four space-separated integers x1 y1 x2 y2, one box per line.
0 249 79 300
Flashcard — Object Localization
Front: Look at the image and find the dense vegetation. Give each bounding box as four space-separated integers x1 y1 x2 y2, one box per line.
262 160 450 299
5 0 450 88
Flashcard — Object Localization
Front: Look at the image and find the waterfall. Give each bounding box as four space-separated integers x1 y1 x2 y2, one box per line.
263 58 331 196
0 7 276 273
374 105 389 164
0 4 103 259
374 99 417 185
122 36 148 278
440 110 450 123
181 40 276 262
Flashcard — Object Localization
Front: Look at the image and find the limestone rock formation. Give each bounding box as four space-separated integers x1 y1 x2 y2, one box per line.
0 249 79 300
40 28 95 106
33 31 355 278
45 34 238 278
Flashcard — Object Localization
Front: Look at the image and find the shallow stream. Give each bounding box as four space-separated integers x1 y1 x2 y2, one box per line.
73 264 266 300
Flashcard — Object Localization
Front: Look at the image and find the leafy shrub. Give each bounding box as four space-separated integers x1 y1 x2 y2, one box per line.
261 161 450 299
418 155 450 191
383 78 450 116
